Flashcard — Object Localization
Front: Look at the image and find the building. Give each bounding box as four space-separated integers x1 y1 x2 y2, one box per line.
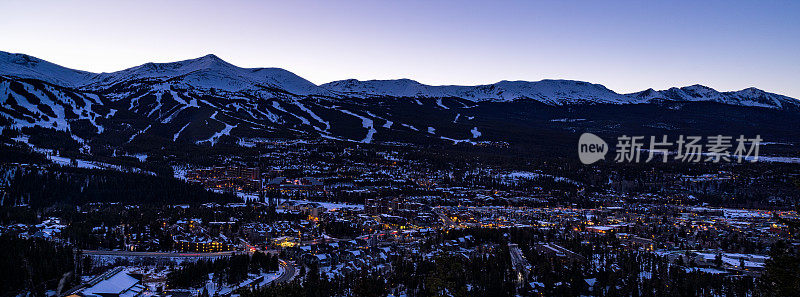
77 267 145 297
186 166 261 191
534 243 585 263
278 201 327 217
273 236 299 248
303 253 335 267
174 237 235 253
266 177 324 193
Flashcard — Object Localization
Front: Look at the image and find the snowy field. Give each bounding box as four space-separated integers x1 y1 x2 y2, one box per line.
237 192 364 210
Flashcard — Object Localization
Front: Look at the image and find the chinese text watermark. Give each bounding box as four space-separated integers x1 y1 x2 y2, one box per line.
579 133 762 165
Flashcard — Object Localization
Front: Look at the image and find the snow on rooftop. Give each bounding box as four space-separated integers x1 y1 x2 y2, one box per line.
81 270 141 296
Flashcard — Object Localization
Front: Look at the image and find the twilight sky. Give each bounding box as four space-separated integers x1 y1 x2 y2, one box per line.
1 0 798 97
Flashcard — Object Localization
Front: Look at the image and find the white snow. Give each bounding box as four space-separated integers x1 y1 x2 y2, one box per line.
81 269 141 296
340 109 376 143
501 171 580 185
49 155 101 169
0 51 95 87
254 107 280 123
146 91 164 117
440 136 475 145
2 50 797 109
86 54 330 95
364 111 393 129
173 123 191 141
436 98 449 109
197 123 236 145
321 78 633 105
273 101 310 125
401 124 418 131
291 100 330 130
48 155 152 174
127 125 151 143
628 84 797 109
0 81 107 132
470 127 481 138
161 104 188 123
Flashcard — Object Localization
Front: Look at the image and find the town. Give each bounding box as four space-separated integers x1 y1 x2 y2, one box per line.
2 139 798 297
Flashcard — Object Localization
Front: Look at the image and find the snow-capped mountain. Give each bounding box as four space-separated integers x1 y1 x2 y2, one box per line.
2 50 800 155
326 78 800 109
0 52 328 95
0 51 95 87
322 79 632 105
628 84 799 109
2 50 797 107
85 54 329 95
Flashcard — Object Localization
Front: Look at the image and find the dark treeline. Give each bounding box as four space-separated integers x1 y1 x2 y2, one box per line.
437 227 800 297
392 252 516 297
0 141 48 164
240 248 515 297
240 266 388 297
167 251 279 288
1 127 173 177
1 165 239 209
760 241 800 296
0 235 77 297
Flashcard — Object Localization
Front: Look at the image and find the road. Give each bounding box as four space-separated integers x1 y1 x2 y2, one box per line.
434 207 456 227
274 260 297 283
82 250 237 258
508 243 531 282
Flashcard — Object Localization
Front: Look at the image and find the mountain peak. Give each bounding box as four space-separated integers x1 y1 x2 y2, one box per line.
626 84 800 109
686 83 712 89
176 54 234 68
200 53 221 60
84 54 330 95
628 88 661 100
739 87 764 93
190 54 231 66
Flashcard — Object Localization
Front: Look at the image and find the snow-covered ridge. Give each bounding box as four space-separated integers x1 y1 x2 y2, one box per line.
628 84 799 109
0 51 328 95
324 79 800 108
0 51 95 87
87 54 329 95
1 50 798 108
321 78 632 105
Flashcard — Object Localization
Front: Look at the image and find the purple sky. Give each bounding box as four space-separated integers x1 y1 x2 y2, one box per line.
2 0 798 97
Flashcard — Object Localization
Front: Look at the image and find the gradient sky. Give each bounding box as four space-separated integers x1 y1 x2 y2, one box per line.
1 0 798 97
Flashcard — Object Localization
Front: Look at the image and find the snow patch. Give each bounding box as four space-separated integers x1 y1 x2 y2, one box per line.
470 127 481 138
340 109 376 143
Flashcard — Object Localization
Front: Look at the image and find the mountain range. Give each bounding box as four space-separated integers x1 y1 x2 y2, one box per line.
3 51 798 107
1 50 799 156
